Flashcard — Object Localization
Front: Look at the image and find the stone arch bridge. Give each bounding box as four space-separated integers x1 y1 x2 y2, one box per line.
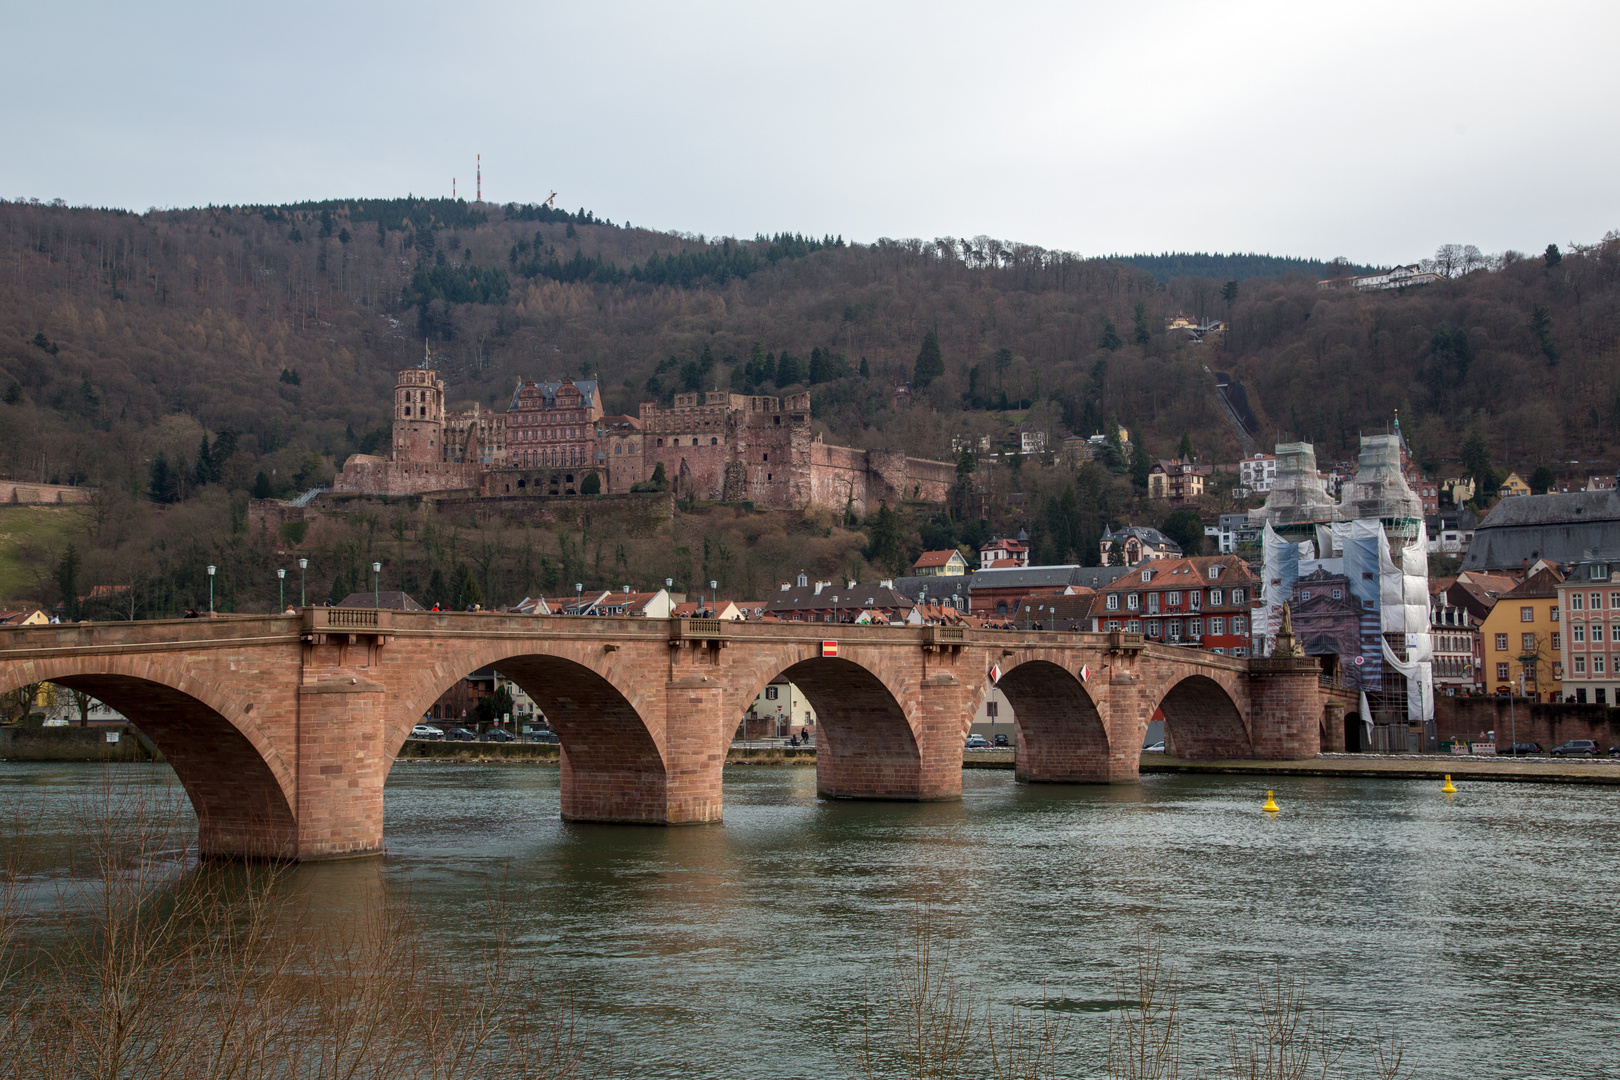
0 610 1338 860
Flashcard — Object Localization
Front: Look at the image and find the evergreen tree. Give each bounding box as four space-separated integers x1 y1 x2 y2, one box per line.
1129 440 1151 490
1529 465 1556 494
1460 431 1495 503
1132 302 1151 345
1544 243 1562 268
452 563 482 608
1221 280 1239 307
580 471 601 494
1178 431 1194 460
251 471 274 499
148 453 177 504
1530 304 1558 365
1159 508 1206 556
775 351 805 386
1098 318 1123 351
650 462 668 490
193 434 214 487
913 330 944 387
55 543 81 620
858 356 870 378
328 568 352 605
865 503 906 574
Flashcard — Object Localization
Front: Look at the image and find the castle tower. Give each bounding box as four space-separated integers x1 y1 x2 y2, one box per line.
392 356 445 464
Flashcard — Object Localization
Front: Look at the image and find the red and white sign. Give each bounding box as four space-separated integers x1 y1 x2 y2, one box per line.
989 663 1002 685
1080 663 1090 683
821 640 838 658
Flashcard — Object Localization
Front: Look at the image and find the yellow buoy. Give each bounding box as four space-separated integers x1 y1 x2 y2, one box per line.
1441 774 1458 794
1262 789 1279 813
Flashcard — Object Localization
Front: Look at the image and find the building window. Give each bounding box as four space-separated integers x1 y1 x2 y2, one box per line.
1593 593 1604 610
1495 633 1508 651
1166 620 1182 641
1210 589 1222 606
1107 620 1122 632
1167 592 1181 606
1232 588 1245 604
1147 620 1161 637
1522 633 1537 652
1572 593 1584 611
1301 591 1311 602
1552 633 1562 650
986 702 998 718
1552 606 1560 622
1127 620 1141 633
1188 618 1204 637
657 438 664 447
1496 662 1510 680
1147 593 1160 613
1574 625 1585 643
1600 688 1610 704
1596 625 1606 643
1189 592 1201 610
1106 594 1120 611
1596 656 1607 674
1231 616 1246 634
1575 656 1587 674
1520 606 1534 622
1208 617 1225 635
1127 593 1140 610
765 686 779 700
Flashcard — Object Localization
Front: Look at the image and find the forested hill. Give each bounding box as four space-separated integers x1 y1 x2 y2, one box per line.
0 194 1615 510
1114 252 1379 282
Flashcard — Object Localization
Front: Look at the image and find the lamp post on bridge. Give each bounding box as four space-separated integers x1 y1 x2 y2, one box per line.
277 568 285 612
372 561 382 608
575 582 583 615
207 565 216 614
298 557 308 608
710 579 717 617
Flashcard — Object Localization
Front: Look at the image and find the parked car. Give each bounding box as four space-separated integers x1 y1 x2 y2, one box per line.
530 730 560 744
1611 745 1620 759
1551 739 1601 757
411 723 443 740
482 729 515 743
1142 740 1166 753
992 733 1010 747
444 727 478 742
964 735 990 749
1498 742 1543 756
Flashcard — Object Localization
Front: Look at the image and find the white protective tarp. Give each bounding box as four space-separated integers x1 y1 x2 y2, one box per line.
1260 522 1312 656
1375 519 1434 723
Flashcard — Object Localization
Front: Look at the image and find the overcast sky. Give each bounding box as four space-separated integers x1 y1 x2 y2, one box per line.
3 1 1615 265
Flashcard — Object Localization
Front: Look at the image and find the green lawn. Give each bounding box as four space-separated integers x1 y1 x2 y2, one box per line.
0 506 86 606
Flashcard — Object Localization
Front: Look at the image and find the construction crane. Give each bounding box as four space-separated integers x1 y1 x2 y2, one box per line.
544 191 557 207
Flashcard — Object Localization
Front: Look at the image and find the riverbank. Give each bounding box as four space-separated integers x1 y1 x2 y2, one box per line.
1142 752 1620 786
0 724 158 762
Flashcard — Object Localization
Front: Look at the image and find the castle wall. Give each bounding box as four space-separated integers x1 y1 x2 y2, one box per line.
333 455 482 496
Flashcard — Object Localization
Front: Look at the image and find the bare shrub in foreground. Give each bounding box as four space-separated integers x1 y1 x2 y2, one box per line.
0 770 595 1080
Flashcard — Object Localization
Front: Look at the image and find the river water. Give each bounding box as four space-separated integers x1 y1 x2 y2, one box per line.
4 759 1618 1079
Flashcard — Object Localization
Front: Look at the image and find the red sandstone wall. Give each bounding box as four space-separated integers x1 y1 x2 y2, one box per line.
334 457 482 496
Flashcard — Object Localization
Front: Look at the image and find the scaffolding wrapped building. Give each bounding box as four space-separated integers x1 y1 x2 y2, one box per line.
1251 431 1431 748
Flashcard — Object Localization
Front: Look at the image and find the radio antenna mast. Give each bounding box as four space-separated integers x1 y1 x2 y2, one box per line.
477 154 481 202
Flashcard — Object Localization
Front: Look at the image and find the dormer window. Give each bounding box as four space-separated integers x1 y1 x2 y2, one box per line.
1141 570 1151 583
1209 565 1221 579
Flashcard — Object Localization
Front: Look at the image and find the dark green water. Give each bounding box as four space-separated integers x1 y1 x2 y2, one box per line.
5 760 1618 1079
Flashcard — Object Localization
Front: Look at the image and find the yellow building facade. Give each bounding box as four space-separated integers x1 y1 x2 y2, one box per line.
1480 567 1564 700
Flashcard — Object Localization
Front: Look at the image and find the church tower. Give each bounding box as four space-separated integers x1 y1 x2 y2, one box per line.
392 344 445 464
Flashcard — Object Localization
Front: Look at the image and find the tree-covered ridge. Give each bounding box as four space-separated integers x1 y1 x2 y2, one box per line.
1114 251 1379 282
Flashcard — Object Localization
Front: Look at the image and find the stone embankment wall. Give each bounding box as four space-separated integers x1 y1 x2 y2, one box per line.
0 483 92 504
0 724 159 762
1435 695 1620 748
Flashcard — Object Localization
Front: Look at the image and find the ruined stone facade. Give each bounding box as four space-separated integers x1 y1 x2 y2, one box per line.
337 371 954 513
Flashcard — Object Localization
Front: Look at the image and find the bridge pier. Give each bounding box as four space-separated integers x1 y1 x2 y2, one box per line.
291 674 391 859
1246 656 1326 759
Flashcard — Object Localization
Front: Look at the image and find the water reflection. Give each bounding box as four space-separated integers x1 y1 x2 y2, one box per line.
4 759 1618 1078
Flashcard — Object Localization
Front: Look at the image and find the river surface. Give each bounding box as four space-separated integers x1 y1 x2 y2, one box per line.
4 759 1618 1079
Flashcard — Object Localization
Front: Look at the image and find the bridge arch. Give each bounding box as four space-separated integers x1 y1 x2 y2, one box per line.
0 659 297 858
392 643 667 823
996 659 1112 782
733 653 928 801
1157 674 1250 759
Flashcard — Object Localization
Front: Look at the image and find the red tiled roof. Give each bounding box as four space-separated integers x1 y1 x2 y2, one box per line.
913 550 963 568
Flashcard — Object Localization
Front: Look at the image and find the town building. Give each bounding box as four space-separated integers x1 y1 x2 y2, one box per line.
764 573 911 624
912 549 969 576
1463 490 1620 571
1425 510 1478 558
1099 525 1182 567
1096 555 1258 656
336 365 954 515
978 535 1029 569
1147 459 1208 502
1017 425 1047 455
0 609 48 626
967 566 1092 617
1239 453 1277 494
1316 265 1444 292
743 676 817 738
1204 513 1260 555
1556 559 1620 704
1431 584 1482 694
1498 472 1532 499
1480 565 1564 700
